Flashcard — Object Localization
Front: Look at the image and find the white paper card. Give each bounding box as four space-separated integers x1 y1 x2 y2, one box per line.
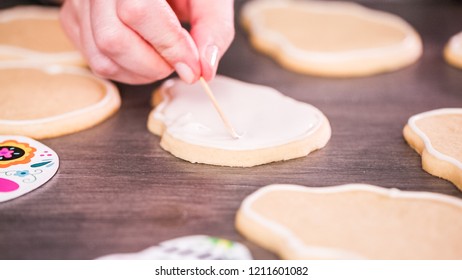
0 135 59 202
97 235 253 260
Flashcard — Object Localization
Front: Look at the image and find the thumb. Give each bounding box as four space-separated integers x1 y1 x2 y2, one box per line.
189 0 235 81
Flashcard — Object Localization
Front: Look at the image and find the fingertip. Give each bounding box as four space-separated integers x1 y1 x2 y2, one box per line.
174 30 202 83
189 0 235 80
200 44 219 81
175 62 198 84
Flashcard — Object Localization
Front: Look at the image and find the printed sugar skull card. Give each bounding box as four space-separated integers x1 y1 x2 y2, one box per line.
98 235 253 260
0 135 59 202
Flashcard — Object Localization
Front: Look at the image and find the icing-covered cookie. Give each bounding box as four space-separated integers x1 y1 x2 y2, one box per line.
0 135 59 203
0 63 121 139
444 32 462 69
241 0 422 77
403 108 462 191
97 235 253 260
147 75 331 167
236 184 462 259
0 6 85 65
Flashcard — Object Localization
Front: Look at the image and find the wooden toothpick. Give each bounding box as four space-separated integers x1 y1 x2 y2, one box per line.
199 77 240 139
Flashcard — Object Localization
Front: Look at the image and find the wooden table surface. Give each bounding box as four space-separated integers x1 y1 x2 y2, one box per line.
1 0 462 260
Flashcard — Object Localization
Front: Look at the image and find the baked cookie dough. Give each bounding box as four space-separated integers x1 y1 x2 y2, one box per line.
236 184 462 259
0 63 121 139
147 76 331 167
241 0 422 77
0 5 85 65
444 32 462 69
403 108 462 191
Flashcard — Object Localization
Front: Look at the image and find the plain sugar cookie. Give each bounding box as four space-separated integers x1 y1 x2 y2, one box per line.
147 76 331 167
403 108 462 191
0 6 85 65
444 32 462 69
0 63 121 139
241 0 422 77
235 184 462 259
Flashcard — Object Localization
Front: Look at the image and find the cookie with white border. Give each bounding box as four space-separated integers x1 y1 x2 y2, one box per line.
444 32 462 69
404 108 462 191
241 0 422 77
0 135 59 203
0 63 121 139
147 75 331 167
97 235 252 260
0 5 85 66
236 184 462 259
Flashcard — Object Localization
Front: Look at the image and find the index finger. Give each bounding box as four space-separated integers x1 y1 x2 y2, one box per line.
189 0 235 80
117 0 201 84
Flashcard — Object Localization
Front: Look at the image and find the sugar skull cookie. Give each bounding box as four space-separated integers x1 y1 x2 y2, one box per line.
0 63 120 139
0 5 85 65
147 75 331 167
236 184 462 259
404 108 462 191
241 0 422 77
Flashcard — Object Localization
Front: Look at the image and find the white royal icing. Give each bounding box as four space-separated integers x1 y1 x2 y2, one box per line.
151 76 326 150
0 62 119 126
407 108 462 171
240 183 462 259
242 0 422 65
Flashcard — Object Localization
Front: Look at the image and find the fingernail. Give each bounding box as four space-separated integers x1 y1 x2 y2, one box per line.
205 45 219 69
175 62 195 84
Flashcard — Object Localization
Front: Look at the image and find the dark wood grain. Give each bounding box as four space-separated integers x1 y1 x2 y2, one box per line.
1 0 462 260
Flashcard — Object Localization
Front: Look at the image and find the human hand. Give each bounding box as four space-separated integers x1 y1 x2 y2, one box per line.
60 0 235 84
